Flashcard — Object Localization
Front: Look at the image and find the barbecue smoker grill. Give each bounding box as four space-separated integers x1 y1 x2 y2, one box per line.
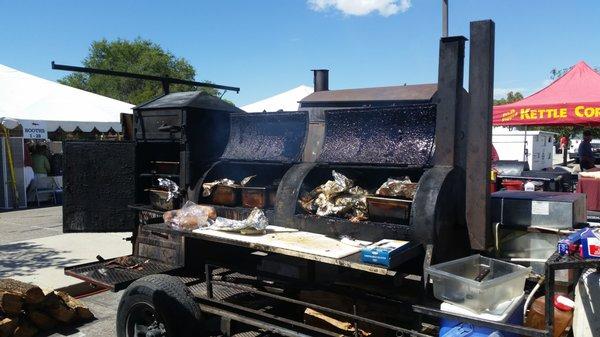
60 21 521 337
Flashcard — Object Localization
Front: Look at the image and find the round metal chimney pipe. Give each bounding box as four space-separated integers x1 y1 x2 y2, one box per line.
311 69 329 92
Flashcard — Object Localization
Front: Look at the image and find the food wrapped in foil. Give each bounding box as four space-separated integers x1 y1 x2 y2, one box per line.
202 178 236 197
208 208 269 235
240 175 257 186
299 171 369 221
157 178 180 202
376 177 418 200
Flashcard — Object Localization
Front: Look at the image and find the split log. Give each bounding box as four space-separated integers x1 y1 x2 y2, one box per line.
304 308 371 337
55 291 94 321
0 317 18 337
0 280 44 305
42 292 75 323
0 292 23 315
28 310 56 330
12 321 38 337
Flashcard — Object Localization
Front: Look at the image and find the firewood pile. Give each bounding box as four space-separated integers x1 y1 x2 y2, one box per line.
0 279 94 337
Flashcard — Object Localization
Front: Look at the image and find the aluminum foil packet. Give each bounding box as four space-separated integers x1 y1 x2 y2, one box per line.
376 177 418 199
202 178 236 197
300 171 369 221
209 208 269 234
240 175 257 186
157 178 180 202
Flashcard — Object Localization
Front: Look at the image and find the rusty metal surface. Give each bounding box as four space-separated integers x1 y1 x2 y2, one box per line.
318 105 436 166
221 112 308 162
466 20 495 251
300 83 437 103
433 36 466 167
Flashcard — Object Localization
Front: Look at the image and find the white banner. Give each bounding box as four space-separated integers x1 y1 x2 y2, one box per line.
20 120 48 139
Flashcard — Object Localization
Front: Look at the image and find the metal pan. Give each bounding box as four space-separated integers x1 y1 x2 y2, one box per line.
211 185 240 206
240 186 277 208
366 196 412 223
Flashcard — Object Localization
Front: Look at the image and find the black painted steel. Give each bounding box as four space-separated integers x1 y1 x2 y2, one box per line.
63 141 136 232
318 105 436 166
52 62 240 94
221 112 308 162
312 69 329 92
466 20 495 250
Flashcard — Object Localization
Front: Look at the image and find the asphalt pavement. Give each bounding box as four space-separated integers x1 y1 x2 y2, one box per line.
0 206 126 336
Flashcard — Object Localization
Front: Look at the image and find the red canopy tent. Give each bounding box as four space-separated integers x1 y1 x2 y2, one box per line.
493 61 600 126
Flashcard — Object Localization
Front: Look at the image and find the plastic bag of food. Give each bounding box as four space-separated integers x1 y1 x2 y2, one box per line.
165 201 217 231
202 179 236 197
209 208 269 235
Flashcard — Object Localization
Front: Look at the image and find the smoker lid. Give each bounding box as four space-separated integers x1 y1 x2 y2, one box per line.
317 104 436 166
300 83 437 103
220 111 308 163
134 91 244 112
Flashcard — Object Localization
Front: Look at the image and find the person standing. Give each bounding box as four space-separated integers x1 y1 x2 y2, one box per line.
31 144 51 178
578 130 595 171
560 135 569 166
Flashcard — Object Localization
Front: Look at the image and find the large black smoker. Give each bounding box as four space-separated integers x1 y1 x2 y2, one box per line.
58 21 540 337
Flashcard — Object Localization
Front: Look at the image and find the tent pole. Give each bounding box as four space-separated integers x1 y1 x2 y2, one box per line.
523 125 528 164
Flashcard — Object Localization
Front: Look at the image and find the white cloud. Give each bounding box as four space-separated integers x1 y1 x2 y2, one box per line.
308 0 412 17
493 87 525 100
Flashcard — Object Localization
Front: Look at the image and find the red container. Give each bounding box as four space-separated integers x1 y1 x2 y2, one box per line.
502 179 524 191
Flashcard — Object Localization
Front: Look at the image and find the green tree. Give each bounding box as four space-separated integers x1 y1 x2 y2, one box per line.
59 38 219 105
493 91 523 106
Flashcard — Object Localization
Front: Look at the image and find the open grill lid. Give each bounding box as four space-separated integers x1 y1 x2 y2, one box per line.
317 104 436 166
220 111 308 163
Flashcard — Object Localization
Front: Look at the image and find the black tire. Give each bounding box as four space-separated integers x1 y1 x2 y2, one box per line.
116 274 203 337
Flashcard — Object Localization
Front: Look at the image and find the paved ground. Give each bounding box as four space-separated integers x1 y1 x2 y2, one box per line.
0 206 63 244
0 206 127 336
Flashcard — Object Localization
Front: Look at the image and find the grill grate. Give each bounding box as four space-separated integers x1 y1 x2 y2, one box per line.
319 104 436 166
221 112 308 162
65 256 181 291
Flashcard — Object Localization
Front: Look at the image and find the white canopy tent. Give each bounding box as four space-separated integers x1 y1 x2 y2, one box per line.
241 85 313 112
0 64 133 132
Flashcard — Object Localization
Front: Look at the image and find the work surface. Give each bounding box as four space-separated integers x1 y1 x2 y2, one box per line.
146 222 421 276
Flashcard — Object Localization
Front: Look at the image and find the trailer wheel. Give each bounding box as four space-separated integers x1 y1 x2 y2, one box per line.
116 274 203 337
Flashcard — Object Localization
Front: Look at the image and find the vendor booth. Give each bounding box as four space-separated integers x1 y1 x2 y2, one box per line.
494 61 600 127
0 63 133 209
493 61 600 211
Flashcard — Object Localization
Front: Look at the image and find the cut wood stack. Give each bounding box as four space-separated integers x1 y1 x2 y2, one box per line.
0 279 94 337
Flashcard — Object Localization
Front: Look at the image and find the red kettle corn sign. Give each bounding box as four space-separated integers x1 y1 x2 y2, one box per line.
493 61 600 126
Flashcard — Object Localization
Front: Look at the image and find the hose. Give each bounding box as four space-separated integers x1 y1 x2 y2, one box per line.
523 276 545 322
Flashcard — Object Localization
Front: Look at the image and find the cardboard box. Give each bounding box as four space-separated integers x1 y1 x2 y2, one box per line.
360 239 410 268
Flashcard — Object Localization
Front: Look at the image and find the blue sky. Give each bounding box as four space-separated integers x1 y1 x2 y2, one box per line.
1 0 599 106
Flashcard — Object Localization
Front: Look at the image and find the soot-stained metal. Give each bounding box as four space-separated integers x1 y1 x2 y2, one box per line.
221 112 308 162
63 141 136 232
318 104 436 166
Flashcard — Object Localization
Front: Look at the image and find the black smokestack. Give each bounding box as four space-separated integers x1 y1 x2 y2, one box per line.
312 69 329 92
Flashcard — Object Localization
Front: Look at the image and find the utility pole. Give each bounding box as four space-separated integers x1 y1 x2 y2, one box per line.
442 0 449 37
